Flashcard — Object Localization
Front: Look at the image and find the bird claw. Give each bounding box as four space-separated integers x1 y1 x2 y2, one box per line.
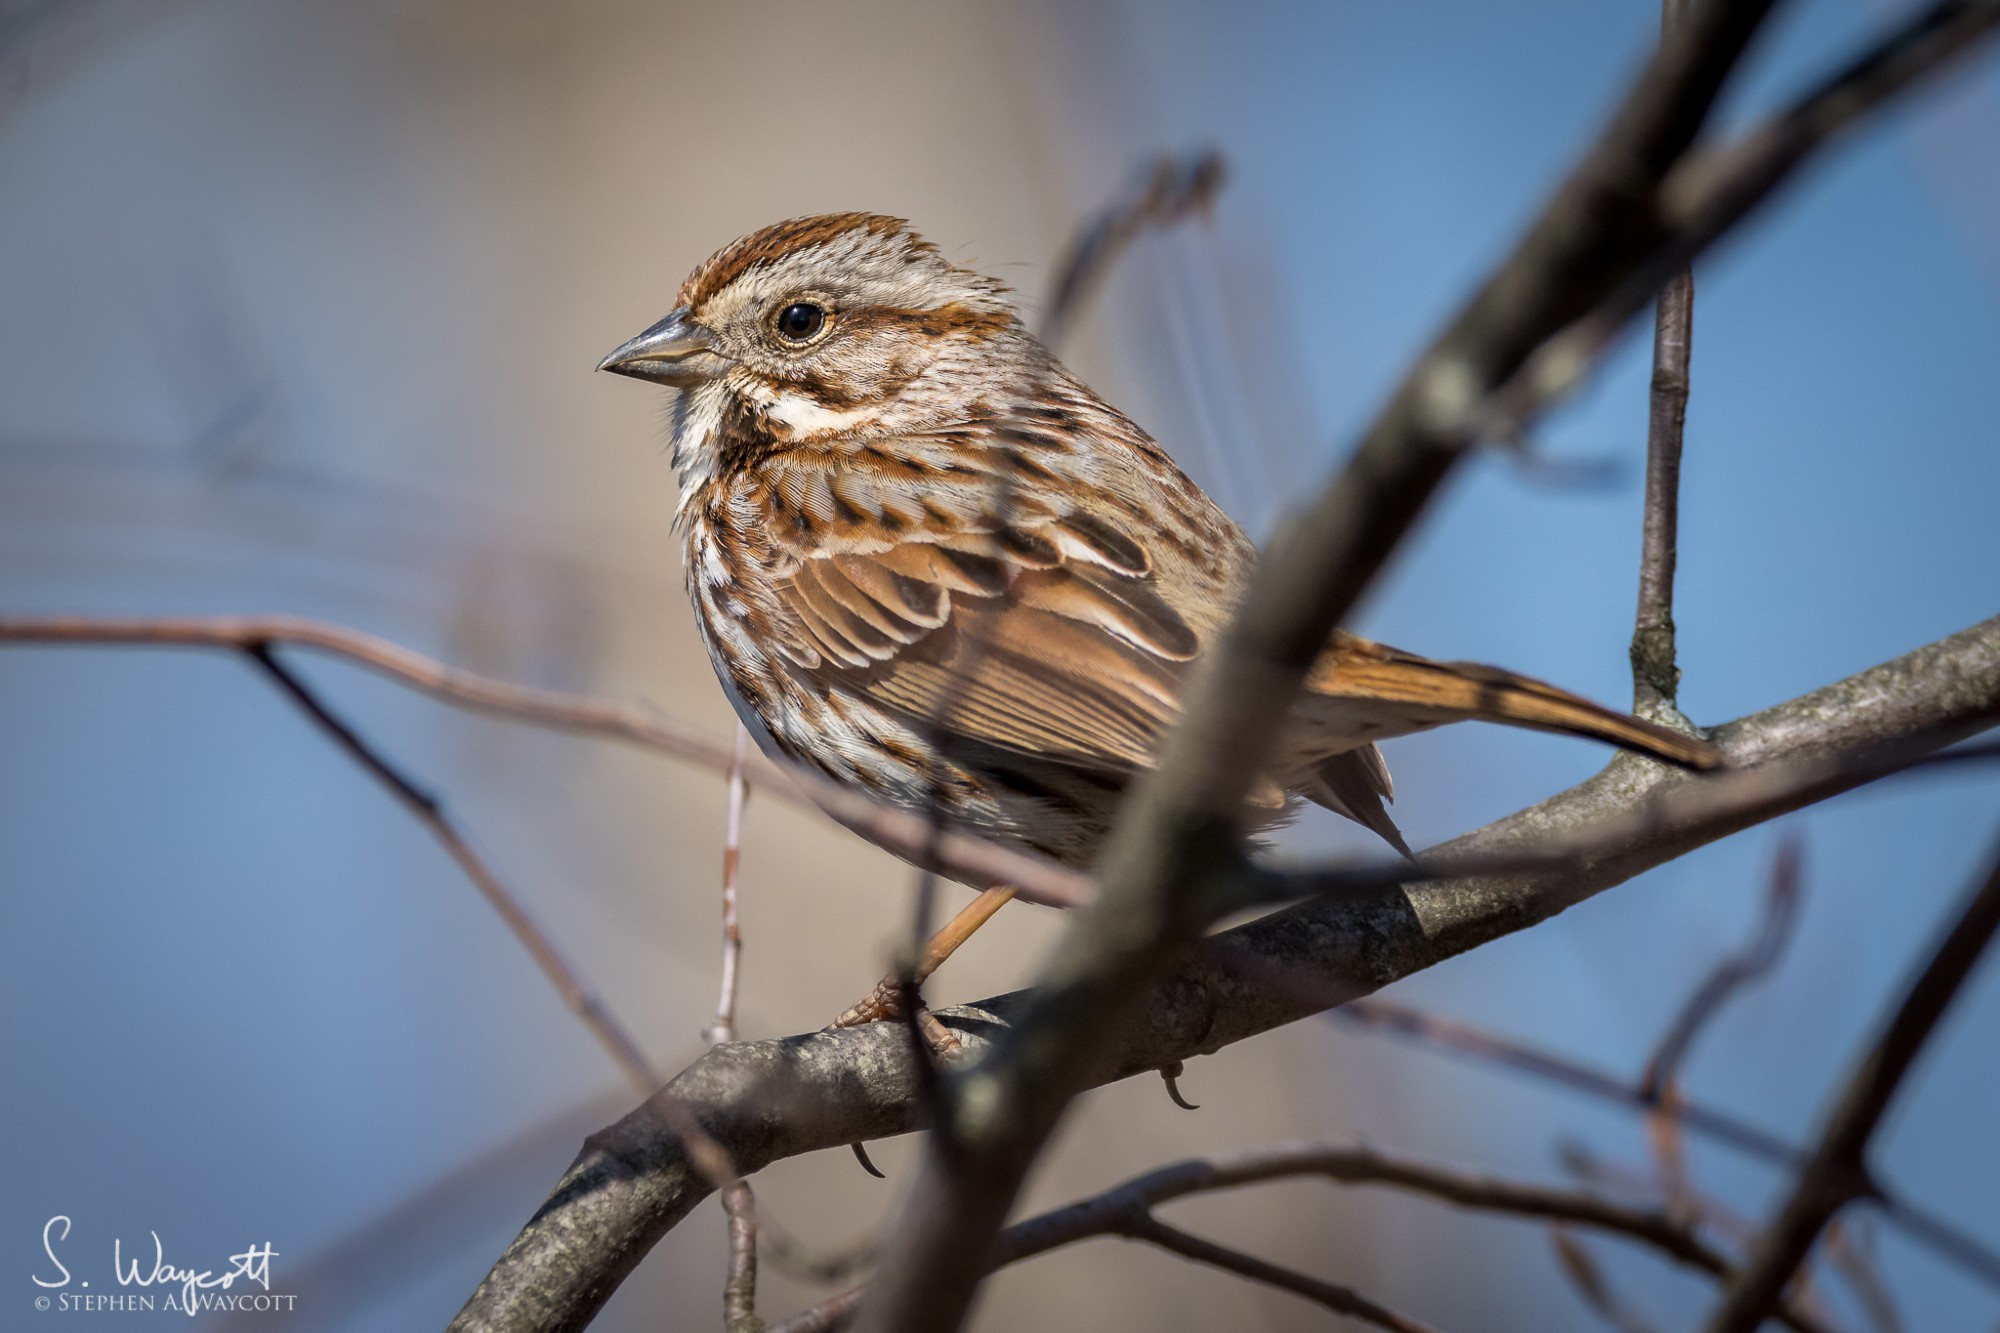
831 979 963 1060
832 978 905 1029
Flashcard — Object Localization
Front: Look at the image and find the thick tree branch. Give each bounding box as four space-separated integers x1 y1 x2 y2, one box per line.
1702 835 2000 1332
447 614 2000 1333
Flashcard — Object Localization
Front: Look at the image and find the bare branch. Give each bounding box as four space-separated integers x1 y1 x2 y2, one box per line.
1822 1216 1904 1333
1640 834 1803 1101
1702 834 2000 1332
1631 0 1697 720
1129 1215 1440 1333
242 644 660 1095
1505 0 2000 425
775 1139 1835 1333
446 613 2000 1333
722 1181 765 1333
1346 996 2000 1292
1553 1230 1668 1333
0 615 1092 910
709 724 752 1047
707 725 766 1332
1038 149 1226 352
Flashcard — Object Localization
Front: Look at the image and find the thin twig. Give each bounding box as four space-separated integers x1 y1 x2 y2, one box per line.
1703 834 2000 1332
1339 992 2000 1291
1552 1229 1667 1333
1631 0 1698 720
241 643 659 1095
709 724 752 1046
774 1139 1827 1333
722 1181 765 1333
1641 833 1804 1101
1822 1216 1904 1333
1558 1146 1854 1333
1129 1215 1440 1333
14 617 2000 920
0 616 1093 910
708 724 765 1332
1038 149 1226 352
246 641 758 1200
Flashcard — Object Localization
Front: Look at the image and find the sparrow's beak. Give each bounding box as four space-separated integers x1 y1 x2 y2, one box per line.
597 308 729 387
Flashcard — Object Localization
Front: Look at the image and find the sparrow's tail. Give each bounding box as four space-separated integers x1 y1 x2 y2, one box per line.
1307 638 1723 770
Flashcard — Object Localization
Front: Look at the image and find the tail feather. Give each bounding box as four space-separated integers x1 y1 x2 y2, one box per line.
1310 640 1723 770
1306 746 1414 858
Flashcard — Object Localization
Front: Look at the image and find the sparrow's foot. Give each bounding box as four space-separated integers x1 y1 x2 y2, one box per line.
830 978 962 1060
832 976 903 1029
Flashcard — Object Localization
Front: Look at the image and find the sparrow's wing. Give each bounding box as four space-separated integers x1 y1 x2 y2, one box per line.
774 508 1198 776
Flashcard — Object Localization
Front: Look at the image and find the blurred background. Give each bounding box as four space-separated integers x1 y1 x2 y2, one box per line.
3 0 1997 1328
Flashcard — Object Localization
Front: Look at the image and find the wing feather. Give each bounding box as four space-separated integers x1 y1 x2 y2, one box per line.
776 507 1195 775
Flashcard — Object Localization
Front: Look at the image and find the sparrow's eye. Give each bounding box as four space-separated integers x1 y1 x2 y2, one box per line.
775 302 827 342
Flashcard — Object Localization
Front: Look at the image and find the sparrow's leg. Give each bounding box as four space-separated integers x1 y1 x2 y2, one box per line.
833 886 1018 1048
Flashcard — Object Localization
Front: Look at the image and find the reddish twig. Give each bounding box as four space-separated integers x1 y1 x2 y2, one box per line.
1640 833 1804 1100
1553 1229 1667 1333
1822 1216 1904 1333
708 724 752 1046
0 616 1093 910
709 725 765 1331
1703 834 2000 1331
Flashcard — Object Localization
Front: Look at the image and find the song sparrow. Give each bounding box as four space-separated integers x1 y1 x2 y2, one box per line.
600 213 1718 1019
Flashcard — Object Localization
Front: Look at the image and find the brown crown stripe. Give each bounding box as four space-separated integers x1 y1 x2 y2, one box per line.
838 303 1013 342
679 213 920 309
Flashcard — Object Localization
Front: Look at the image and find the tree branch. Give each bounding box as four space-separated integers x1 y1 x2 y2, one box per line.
1129 1215 1442 1333
1702 834 2000 1332
1037 149 1226 352
772 1139 1831 1333
446 613 2000 1333
1632 0 1697 720
1339 988 2000 1293
1639 834 1800 1103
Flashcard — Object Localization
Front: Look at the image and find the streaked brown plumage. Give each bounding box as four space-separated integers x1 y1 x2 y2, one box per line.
601 213 1719 876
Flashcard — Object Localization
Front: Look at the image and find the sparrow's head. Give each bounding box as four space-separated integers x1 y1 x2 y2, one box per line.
600 215 1026 494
